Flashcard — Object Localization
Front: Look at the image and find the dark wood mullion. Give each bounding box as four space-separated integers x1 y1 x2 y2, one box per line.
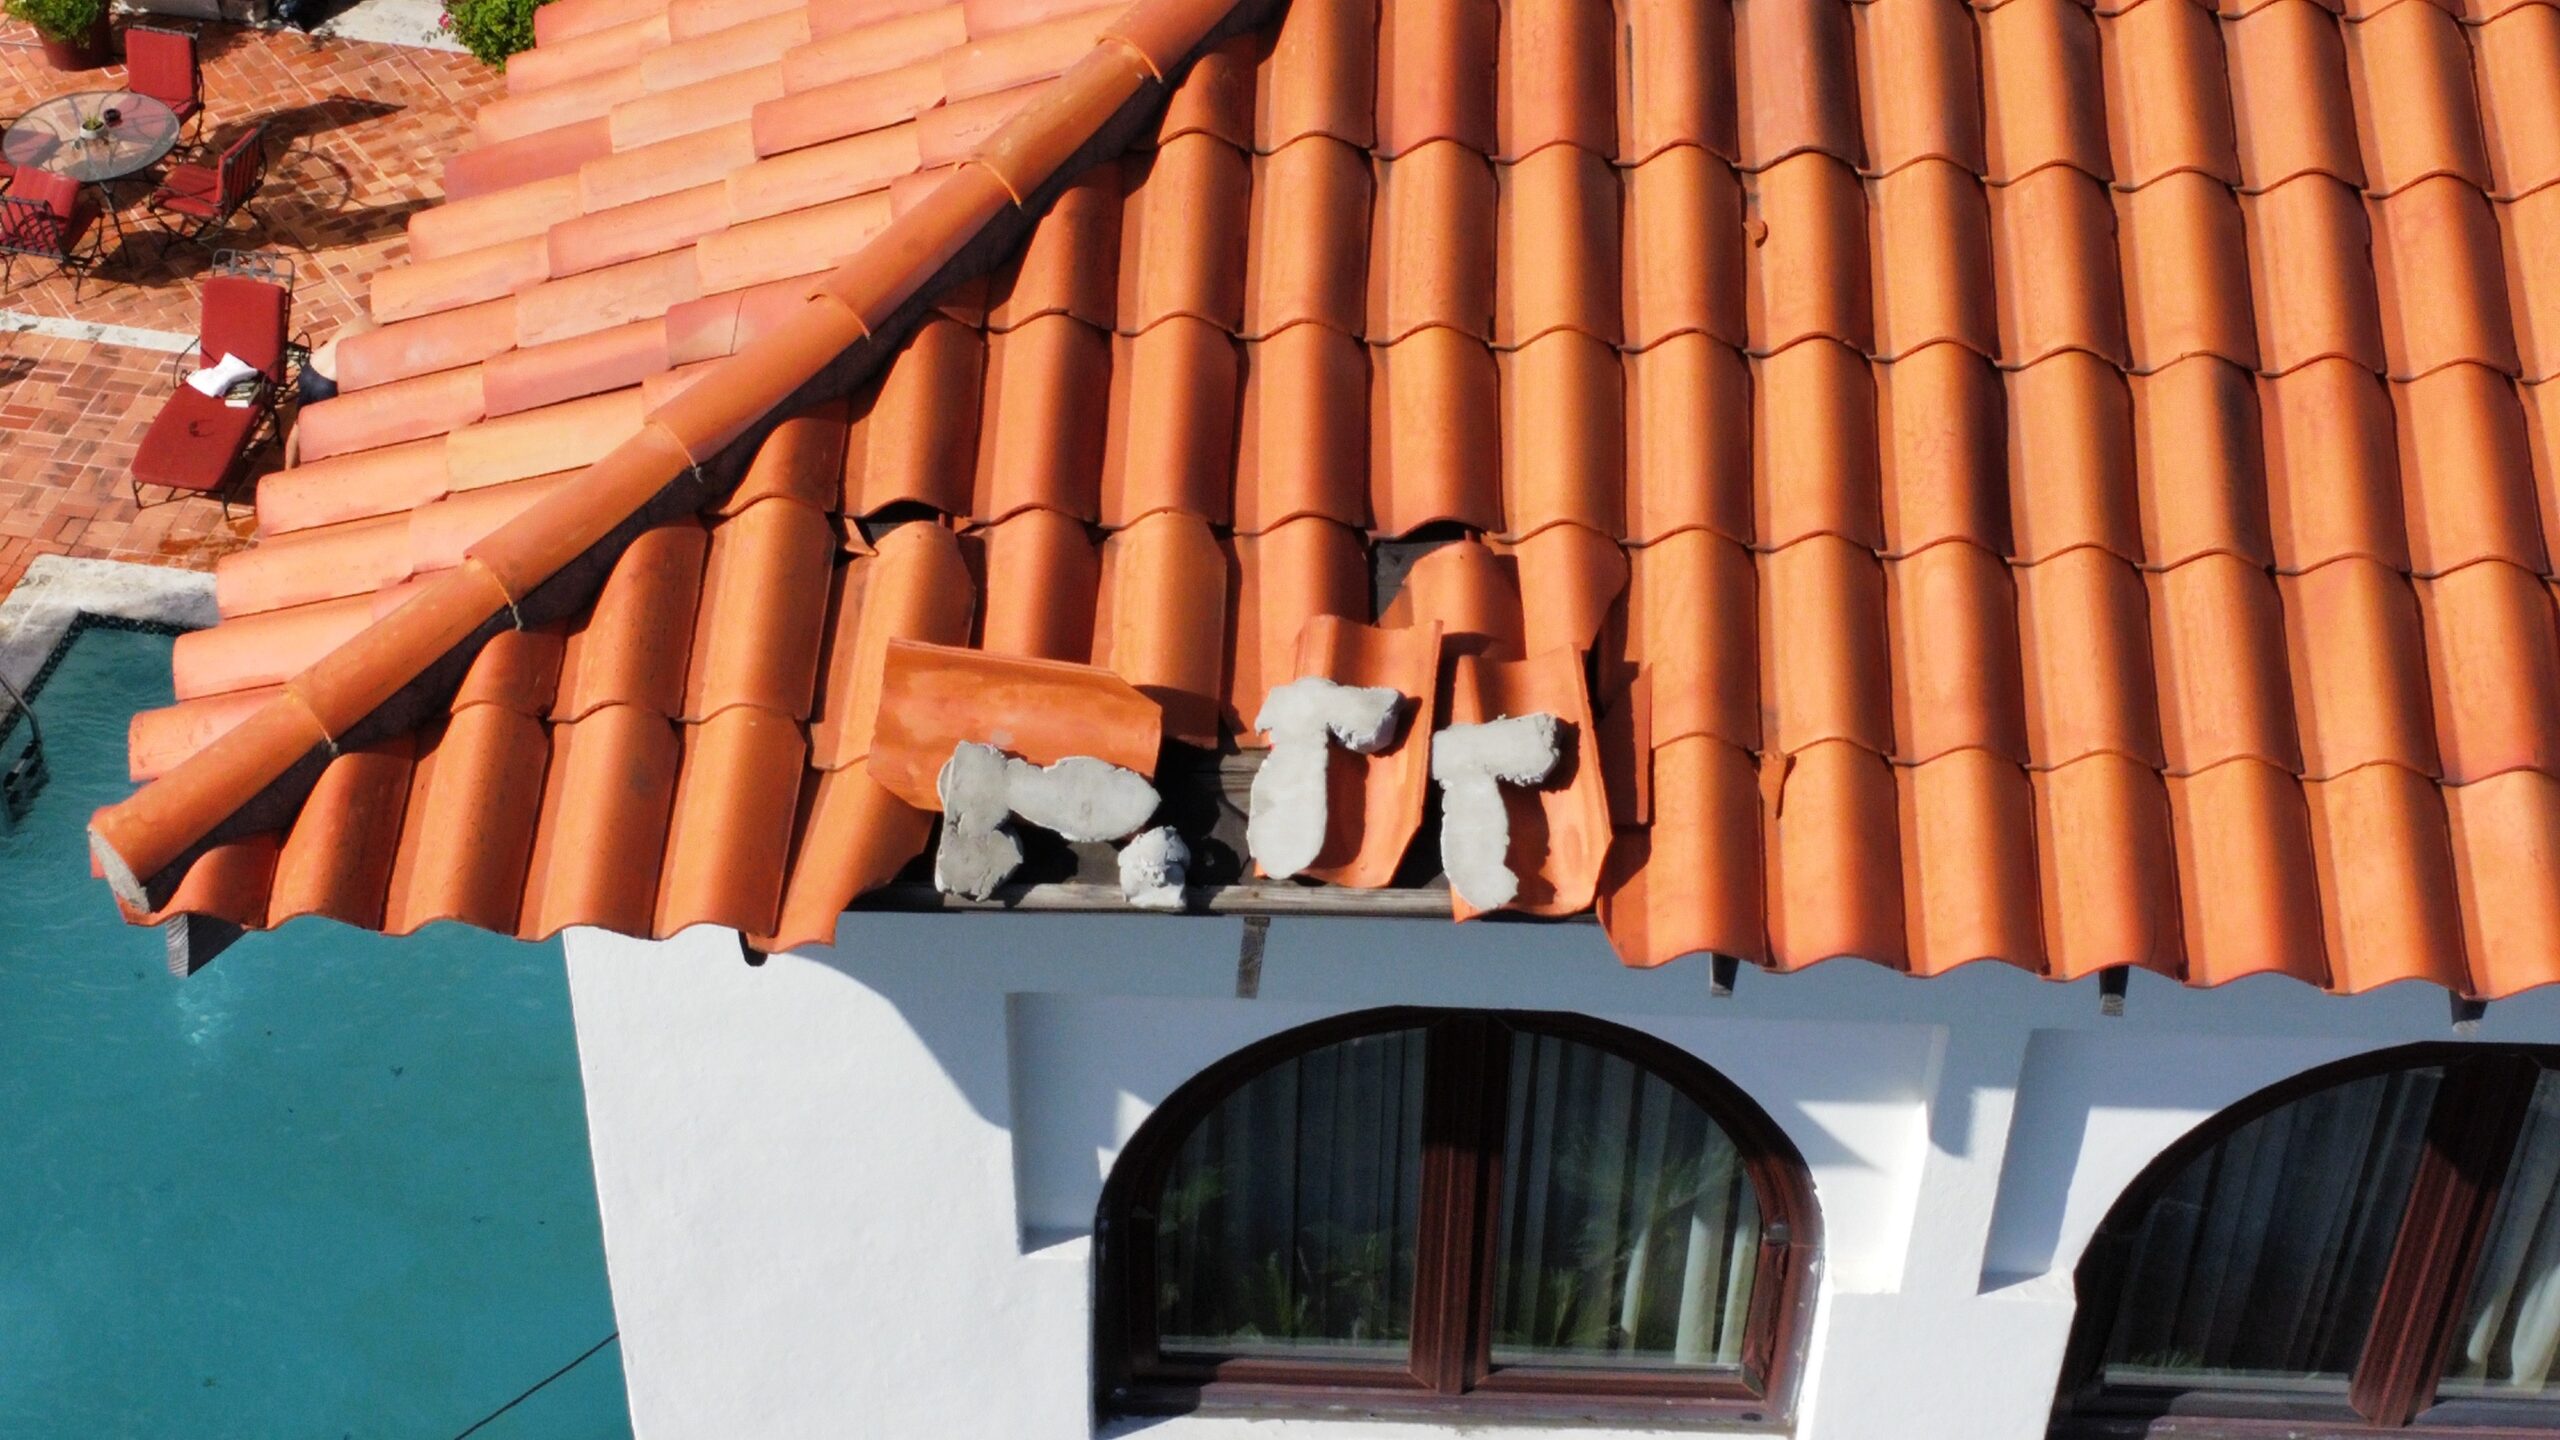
2349 1053 2544 1426
1409 1015 1504 1394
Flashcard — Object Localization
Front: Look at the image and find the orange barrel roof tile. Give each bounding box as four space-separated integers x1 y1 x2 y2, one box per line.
90 0 2560 998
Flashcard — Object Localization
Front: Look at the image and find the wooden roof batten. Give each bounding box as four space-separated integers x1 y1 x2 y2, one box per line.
88 0 1279 972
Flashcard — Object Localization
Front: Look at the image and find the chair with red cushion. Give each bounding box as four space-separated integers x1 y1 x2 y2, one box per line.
131 257 296 510
0 169 99 290
146 122 265 255
123 27 203 141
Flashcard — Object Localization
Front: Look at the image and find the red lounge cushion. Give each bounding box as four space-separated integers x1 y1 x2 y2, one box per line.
132 386 262 494
199 276 289 380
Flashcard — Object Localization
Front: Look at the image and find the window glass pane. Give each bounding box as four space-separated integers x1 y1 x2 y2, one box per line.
1489 1031 1763 1372
1152 1027 1426 1361
2100 1065 2442 1393
2443 1069 2560 1397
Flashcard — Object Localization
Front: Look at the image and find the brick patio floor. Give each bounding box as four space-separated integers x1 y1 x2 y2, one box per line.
0 20 497 597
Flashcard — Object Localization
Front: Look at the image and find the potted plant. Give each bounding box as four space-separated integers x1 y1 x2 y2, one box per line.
7 0 109 70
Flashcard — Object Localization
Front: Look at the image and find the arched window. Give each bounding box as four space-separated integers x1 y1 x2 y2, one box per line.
2058 1045 2560 1436
1095 1009 1818 1425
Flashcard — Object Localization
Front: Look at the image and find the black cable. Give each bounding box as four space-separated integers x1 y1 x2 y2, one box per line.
448 1331 620 1440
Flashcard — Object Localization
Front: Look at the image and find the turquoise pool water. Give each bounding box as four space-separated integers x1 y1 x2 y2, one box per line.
0 626 632 1439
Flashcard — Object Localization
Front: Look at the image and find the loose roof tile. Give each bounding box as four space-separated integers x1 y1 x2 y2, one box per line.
92 0 2560 995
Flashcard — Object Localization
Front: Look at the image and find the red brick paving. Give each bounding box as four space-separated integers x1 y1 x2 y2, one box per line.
0 21 497 597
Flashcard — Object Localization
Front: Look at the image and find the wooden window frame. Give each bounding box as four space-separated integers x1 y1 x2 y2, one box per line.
2052 1043 2560 1440
1095 1007 1822 1427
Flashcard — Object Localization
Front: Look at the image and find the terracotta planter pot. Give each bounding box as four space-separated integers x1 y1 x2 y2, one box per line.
37 18 108 70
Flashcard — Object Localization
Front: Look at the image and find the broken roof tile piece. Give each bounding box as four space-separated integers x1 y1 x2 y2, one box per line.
91 0 2560 998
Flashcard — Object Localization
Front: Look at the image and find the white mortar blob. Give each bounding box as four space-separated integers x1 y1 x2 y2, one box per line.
1429 713 1562 910
1117 827 1190 910
935 742 1162 900
1246 678 1406 879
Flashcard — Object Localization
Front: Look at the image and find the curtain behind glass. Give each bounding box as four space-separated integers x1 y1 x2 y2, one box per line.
1153 1027 1427 1360
1490 1031 1763 1371
2445 1070 2560 1396
2101 1066 2443 1391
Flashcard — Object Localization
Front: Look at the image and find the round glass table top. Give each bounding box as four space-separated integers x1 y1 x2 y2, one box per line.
5 91 181 184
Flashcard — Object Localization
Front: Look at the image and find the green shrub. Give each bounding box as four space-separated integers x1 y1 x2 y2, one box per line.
5 0 104 44
443 0 544 68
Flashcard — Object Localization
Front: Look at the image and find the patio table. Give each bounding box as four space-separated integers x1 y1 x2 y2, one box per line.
5 92 182 249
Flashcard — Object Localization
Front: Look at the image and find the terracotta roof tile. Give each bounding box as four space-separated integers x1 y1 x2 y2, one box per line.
1766 739 1906 969
2371 176 2521 379
1241 138 1370 337
1989 167 2128 366
1101 317 1241 525
97 0 2560 995
1251 0 1371 149
1877 343 2009 557
1499 332 1624 539
2474 4 2560 202
1744 152 1872 355
2115 173 2257 372
2240 176 2385 375
1754 340 1878 551
1157 32 1255 145
1869 160 1996 361
2032 752 2180 979
2505 185 2560 383
756 59 946 154
1235 322 1368 530
1623 147 1746 351
1495 0 1615 161
1853 0 1984 177
1496 144 1621 346
1897 747 2044 976
2262 357 2407 571
1367 143 1496 343
1978 0 2110 185
2394 362 2545 575
1369 326 1500 534
2130 356 2271 568
2419 559 2560 784
2017 545 2163 767
2147 553 2300 774
1373 0 1496 157
2098 0 2241 190
1732 0 1861 172
1625 335 1751 545
2341 0 2494 198
2168 757 2328 987
1116 134 1252 330
2222 0 2362 193
2006 351 2141 564
2447 769 2560 996
1617 0 1736 165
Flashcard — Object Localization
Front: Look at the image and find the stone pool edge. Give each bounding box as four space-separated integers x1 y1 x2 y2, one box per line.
0 556 216 718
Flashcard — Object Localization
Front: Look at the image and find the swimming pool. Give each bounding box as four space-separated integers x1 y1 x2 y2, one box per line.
0 623 632 1439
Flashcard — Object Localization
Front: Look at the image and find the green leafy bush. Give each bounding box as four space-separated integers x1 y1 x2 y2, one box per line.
5 0 104 44
443 0 544 68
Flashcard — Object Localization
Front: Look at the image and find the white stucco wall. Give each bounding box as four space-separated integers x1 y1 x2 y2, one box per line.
559 916 2560 1440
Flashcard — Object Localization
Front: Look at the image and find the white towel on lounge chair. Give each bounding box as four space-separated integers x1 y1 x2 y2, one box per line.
184 352 258 398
